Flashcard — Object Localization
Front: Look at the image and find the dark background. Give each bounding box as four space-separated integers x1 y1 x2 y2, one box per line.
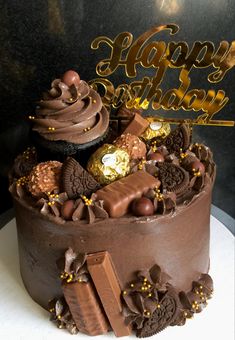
0 0 234 217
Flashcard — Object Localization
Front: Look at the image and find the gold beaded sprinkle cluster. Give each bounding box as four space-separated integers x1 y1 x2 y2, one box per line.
16 176 28 187
48 127 56 131
83 127 91 132
189 143 202 151
192 169 202 177
81 195 93 206
191 284 213 310
47 193 60 206
137 159 146 170
123 277 161 318
22 147 36 160
60 271 83 283
154 189 163 201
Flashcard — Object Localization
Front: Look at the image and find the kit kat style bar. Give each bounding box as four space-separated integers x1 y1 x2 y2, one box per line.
87 251 132 337
95 170 160 217
62 281 110 335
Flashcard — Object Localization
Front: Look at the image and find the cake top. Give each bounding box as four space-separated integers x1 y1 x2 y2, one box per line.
9 71 216 224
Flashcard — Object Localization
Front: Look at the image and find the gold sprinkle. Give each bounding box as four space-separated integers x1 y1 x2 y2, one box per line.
123 291 127 295
157 304 161 309
130 283 134 288
93 99 97 103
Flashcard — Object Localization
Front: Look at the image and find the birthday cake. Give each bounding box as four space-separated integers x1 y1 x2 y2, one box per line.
9 70 216 337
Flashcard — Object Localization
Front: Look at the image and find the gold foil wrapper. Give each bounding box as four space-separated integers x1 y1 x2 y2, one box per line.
87 144 130 185
141 118 171 142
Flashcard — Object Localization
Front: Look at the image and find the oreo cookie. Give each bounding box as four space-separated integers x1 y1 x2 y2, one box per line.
62 157 101 199
163 124 191 154
136 293 178 338
158 163 189 195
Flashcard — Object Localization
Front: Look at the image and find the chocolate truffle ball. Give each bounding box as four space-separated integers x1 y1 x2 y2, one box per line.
147 152 164 162
62 70 80 87
114 133 147 160
190 160 205 176
61 200 75 220
132 197 154 216
28 161 62 197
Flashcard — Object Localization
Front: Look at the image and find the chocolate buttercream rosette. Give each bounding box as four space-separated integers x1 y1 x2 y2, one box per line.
31 70 110 164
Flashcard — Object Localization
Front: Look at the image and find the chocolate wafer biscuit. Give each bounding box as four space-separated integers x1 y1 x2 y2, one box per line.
62 157 101 199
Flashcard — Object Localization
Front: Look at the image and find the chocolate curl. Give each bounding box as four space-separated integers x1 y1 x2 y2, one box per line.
87 251 132 337
62 282 110 335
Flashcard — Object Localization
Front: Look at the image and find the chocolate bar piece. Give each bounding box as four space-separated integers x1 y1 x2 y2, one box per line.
87 252 132 337
123 113 149 136
62 281 109 335
95 171 160 217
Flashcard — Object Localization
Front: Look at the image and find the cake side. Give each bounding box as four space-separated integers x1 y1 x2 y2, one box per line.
14 176 213 311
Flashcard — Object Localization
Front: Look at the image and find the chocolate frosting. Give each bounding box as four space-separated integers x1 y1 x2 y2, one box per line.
14 177 213 310
33 78 109 144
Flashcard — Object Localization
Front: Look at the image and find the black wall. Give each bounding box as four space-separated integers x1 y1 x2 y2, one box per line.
0 0 234 217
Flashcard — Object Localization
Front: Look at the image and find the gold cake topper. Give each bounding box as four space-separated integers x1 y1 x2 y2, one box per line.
89 24 235 126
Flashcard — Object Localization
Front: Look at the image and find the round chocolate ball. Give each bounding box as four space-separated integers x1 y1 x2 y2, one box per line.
61 200 75 220
62 70 80 87
132 197 154 217
147 152 164 162
190 160 205 175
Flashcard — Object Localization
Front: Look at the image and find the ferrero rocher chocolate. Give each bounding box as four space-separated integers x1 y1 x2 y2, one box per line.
141 118 171 142
28 161 62 197
87 144 130 185
113 133 146 160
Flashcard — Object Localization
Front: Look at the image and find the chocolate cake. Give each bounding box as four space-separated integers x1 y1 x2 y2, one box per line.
9 71 216 338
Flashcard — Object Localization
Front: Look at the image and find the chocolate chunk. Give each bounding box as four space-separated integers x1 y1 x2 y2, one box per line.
117 105 143 118
123 113 149 136
87 252 132 337
163 124 191 154
62 281 110 335
136 293 178 338
158 163 189 195
62 157 101 199
95 171 160 218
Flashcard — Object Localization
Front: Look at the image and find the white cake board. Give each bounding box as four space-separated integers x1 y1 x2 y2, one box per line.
0 216 234 340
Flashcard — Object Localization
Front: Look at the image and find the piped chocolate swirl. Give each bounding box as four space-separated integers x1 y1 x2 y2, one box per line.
33 71 109 144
